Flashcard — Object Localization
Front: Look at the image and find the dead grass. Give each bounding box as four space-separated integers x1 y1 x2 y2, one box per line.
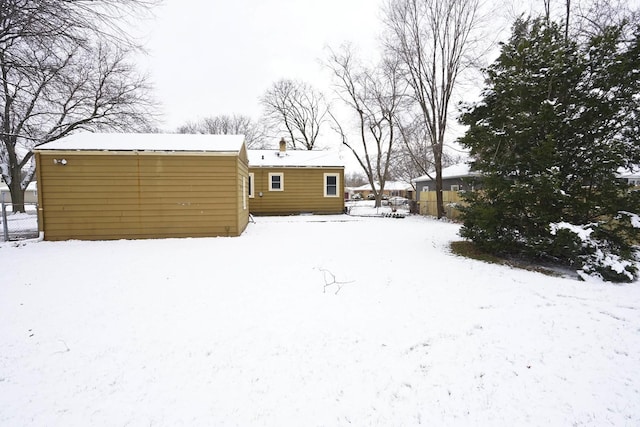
450 241 566 278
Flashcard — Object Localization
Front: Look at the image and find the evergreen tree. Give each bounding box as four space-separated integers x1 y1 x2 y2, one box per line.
458 17 640 282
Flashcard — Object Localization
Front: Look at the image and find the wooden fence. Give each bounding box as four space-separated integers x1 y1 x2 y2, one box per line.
418 191 464 220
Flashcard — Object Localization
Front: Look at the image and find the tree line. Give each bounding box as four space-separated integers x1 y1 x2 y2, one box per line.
1 0 484 213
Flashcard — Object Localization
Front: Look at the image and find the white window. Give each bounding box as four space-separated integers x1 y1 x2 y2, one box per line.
269 173 284 191
248 173 255 198
451 184 460 191
422 185 429 192
324 173 339 197
242 176 247 210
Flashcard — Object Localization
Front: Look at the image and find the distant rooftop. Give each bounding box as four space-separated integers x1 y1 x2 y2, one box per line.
351 180 413 192
248 149 344 168
618 167 640 179
413 163 480 182
36 132 246 152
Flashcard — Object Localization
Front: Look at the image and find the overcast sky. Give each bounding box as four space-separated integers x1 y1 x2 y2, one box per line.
141 0 383 132
137 0 639 167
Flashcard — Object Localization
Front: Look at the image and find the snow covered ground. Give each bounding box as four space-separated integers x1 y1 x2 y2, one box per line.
1 213 639 426
0 211 39 241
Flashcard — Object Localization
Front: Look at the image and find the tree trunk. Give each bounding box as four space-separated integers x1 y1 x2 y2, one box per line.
8 179 26 213
435 160 444 219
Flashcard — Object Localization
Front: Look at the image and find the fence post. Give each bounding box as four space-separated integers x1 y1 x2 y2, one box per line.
1 192 9 242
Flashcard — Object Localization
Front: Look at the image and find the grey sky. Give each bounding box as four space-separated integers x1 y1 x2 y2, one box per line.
142 0 382 131
139 0 639 160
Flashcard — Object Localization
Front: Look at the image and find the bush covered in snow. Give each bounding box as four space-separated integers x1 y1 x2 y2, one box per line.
457 17 640 283
550 213 640 282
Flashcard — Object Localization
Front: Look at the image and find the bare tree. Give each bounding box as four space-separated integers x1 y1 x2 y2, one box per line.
545 0 552 22
573 0 638 39
176 114 268 148
260 79 329 150
327 45 406 208
344 171 368 187
506 0 638 42
0 0 159 212
383 0 484 218
565 0 571 41
394 113 435 179
391 112 464 186
544 0 571 39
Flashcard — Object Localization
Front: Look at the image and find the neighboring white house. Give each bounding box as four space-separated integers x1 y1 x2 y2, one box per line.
0 181 38 204
618 168 640 186
351 180 414 199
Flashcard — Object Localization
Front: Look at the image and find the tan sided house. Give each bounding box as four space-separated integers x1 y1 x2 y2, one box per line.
34 133 250 241
248 140 344 215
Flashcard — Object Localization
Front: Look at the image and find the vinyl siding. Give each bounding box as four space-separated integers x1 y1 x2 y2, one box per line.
235 149 250 234
415 177 478 199
249 167 344 215
36 151 245 240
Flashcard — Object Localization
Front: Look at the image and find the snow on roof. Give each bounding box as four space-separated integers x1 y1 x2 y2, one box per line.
617 167 640 179
248 149 344 168
35 133 246 153
352 180 413 192
413 164 640 182
413 163 479 182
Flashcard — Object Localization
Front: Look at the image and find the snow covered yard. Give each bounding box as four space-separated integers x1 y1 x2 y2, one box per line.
1 215 639 426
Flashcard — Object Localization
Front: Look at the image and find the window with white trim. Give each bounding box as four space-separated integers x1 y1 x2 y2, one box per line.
451 184 460 191
242 176 247 210
269 173 284 191
324 173 339 197
248 173 255 198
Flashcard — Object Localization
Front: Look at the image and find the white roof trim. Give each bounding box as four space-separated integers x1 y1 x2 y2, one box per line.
36 132 246 153
413 163 480 182
248 149 344 168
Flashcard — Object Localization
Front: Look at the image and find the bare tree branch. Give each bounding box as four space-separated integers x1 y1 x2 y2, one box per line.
318 268 354 295
0 0 160 212
326 45 406 208
260 79 329 150
176 114 268 149
383 0 484 218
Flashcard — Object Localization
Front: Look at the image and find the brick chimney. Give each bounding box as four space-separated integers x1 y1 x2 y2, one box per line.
279 138 286 152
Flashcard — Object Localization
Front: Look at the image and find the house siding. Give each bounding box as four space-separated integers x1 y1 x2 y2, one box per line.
36 151 247 240
249 167 344 215
415 177 478 200
236 146 250 234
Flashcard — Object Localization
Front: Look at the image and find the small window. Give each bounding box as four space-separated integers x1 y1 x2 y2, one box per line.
248 173 255 198
324 173 339 197
422 185 429 192
451 184 460 191
269 173 284 191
